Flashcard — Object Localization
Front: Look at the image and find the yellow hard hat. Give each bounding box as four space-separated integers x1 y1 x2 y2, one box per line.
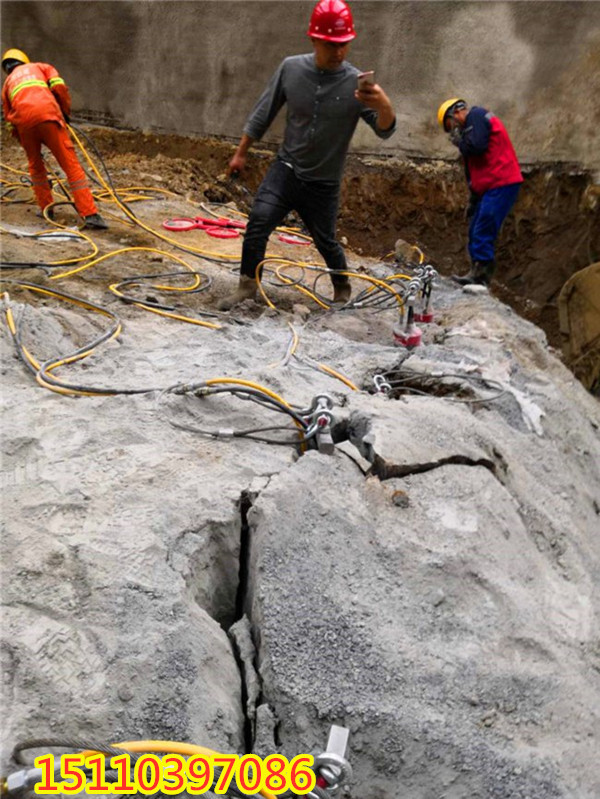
2 48 30 68
437 98 466 128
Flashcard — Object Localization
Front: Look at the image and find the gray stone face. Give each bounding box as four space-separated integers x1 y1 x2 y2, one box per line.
242 297 600 797
1 264 599 798
247 441 599 797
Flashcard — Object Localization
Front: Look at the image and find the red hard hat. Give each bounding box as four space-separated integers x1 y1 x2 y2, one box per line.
307 0 356 43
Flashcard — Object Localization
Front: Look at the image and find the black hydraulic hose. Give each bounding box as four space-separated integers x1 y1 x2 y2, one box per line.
380 368 508 403
3 279 162 395
70 123 137 219
0 261 65 271
113 270 213 310
168 384 309 428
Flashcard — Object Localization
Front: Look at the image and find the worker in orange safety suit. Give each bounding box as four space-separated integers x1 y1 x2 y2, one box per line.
1 49 107 229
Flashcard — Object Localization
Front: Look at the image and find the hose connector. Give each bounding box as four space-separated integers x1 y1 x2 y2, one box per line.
307 725 352 799
373 374 392 394
1 768 42 796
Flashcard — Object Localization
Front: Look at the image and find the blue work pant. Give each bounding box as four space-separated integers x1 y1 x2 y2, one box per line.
241 159 347 281
468 183 521 262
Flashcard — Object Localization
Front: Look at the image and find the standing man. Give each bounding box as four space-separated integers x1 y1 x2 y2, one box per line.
218 0 396 310
2 49 107 229
438 98 522 286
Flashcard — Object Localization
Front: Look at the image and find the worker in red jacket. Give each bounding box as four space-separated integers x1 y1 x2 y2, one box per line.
438 98 522 286
1 49 107 229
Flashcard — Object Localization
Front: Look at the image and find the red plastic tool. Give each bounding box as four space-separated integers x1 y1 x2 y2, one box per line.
277 233 311 246
414 311 434 323
393 324 422 348
162 216 246 234
162 218 208 232
205 227 240 239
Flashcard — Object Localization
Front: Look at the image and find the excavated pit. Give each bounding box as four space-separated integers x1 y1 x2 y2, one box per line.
2 118 600 797
60 124 600 361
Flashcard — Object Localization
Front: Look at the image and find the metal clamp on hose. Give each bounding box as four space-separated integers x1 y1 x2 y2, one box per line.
414 264 437 324
307 725 352 799
393 280 423 349
1 769 43 796
300 394 335 455
373 374 392 394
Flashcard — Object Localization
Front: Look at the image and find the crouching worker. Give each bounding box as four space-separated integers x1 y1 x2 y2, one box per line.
1 49 107 229
218 0 396 311
438 98 522 287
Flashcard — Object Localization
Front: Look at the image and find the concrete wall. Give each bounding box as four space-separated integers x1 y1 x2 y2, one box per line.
3 1 600 171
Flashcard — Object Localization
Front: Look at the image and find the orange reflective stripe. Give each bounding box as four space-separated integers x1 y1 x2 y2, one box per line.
9 79 48 100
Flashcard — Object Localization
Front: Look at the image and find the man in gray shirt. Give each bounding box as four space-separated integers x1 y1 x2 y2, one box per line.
218 0 396 311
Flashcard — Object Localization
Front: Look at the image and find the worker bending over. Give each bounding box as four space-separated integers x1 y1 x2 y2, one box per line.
1 49 107 229
218 0 396 310
438 98 522 287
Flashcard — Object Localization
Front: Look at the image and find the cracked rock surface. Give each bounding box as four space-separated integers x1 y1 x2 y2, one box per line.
2 241 599 798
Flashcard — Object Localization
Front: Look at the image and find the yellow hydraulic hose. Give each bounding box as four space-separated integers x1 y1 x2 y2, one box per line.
108 283 221 329
316 363 359 391
5 308 114 397
50 245 199 281
257 259 408 311
46 245 219 328
77 741 277 799
205 377 296 413
67 125 241 263
3 283 123 395
0 161 29 177
204 377 306 445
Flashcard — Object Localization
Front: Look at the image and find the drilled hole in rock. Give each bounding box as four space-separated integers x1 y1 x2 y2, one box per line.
369 371 477 401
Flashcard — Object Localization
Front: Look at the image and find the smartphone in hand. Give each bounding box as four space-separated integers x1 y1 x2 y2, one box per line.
357 71 375 90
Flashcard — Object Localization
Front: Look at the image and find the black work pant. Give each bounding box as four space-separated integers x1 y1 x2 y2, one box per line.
241 159 348 283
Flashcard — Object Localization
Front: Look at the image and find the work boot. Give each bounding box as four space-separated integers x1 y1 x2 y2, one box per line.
331 276 351 304
217 275 257 311
451 260 488 286
36 207 55 221
479 260 496 286
82 213 108 230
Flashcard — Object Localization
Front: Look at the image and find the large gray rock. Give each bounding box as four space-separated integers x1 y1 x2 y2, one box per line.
245 298 600 798
2 269 599 799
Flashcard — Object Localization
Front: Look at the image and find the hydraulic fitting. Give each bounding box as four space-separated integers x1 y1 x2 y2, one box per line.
1 768 42 796
393 280 422 348
414 263 437 323
301 394 335 454
307 725 352 799
373 374 392 394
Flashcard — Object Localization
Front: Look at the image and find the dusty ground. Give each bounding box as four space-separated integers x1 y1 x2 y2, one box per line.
38 125 600 341
3 126 600 394
1 123 598 373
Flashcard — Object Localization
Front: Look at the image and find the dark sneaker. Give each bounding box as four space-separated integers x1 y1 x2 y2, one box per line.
82 213 108 230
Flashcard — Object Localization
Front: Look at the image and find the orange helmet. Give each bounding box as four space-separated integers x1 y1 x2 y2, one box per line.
307 0 356 43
